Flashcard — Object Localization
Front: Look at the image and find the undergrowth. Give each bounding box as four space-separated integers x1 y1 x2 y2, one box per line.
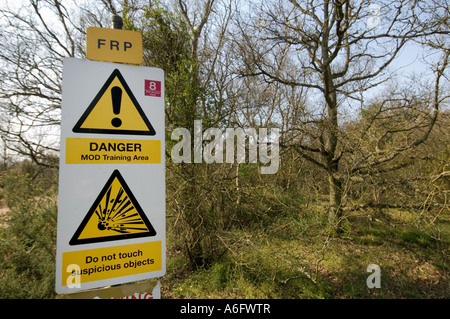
0 169 448 299
0 171 57 299
164 206 450 299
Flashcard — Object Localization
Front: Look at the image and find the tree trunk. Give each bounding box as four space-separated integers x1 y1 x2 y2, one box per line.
323 68 342 233
328 174 343 233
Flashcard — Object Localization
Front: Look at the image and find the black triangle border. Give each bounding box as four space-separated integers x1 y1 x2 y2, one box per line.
69 169 157 245
72 69 156 135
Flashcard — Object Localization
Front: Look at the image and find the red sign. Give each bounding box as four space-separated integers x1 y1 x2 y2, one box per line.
145 80 161 97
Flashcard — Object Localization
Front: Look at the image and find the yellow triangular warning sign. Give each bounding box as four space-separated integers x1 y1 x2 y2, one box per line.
70 170 156 245
73 69 156 135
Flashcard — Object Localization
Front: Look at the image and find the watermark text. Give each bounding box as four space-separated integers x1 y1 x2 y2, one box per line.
171 121 279 174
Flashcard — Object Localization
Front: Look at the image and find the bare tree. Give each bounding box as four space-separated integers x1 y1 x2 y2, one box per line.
235 0 449 232
0 0 115 167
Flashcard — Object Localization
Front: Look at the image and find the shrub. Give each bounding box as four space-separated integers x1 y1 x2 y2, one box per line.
0 170 57 299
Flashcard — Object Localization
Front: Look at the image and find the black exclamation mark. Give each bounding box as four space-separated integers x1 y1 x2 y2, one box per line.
111 86 122 128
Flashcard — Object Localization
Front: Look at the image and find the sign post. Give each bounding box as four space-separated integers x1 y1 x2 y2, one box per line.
55 20 165 295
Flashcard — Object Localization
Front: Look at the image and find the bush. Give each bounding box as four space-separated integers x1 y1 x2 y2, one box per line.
0 169 57 299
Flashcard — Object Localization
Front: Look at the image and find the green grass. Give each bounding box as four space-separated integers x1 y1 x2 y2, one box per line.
163 206 450 299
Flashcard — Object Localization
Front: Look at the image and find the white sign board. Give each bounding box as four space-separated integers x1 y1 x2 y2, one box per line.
55 58 165 294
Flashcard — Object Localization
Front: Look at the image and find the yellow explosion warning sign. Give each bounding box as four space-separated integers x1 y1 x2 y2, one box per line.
72 69 155 135
70 169 156 245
